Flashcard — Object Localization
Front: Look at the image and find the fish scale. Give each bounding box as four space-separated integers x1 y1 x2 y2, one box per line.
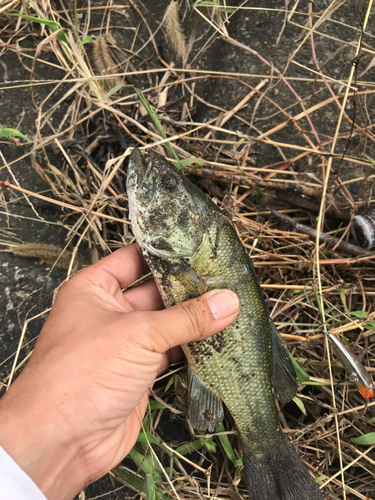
127 148 324 500
186 223 278 454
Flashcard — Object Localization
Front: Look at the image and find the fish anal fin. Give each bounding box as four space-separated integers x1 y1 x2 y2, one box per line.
270 319 298 405
188 367 224 432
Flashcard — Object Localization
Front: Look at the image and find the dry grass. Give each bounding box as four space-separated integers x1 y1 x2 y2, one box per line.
1 0 375 499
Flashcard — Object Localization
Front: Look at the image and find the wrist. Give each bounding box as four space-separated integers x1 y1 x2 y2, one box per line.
0 373 86 500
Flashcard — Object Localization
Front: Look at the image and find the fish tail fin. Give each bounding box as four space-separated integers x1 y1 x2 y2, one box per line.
242 433 323 500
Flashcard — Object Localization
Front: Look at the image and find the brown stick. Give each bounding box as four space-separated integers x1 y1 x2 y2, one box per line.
275 191 351 222
270 209 369 257
190 168 322 199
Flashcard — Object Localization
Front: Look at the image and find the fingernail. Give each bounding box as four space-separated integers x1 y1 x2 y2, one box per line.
207 290 240 320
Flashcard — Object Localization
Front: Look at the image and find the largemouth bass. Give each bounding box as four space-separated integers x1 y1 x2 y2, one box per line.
127 148 323 500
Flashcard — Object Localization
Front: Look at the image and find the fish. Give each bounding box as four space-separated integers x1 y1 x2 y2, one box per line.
323 330 374 400
126 148 323 500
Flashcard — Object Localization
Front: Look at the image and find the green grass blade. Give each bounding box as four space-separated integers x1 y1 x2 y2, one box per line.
291 355 310 383
145 473 156 500
132 87 179 164
7 14 69 43
129 448 163 483
217 425 242 466
113 466 145 492
0 127 31 142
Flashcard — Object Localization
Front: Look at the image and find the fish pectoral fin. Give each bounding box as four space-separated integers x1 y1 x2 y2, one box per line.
270 319 298 405
176 259 208 296
188 367 224 432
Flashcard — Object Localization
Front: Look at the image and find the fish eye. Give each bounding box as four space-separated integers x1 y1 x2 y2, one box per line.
162 174 178 190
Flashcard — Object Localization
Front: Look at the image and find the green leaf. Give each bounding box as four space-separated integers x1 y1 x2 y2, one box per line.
364 321 375 331
148 400 172 410
175 439 205 456
292 395 306 415
351 432 375 445
165 374 175 392
79 35 92 46
201 438 216 453
195 1 215 5
7 14 69 43
368 417 375 423
365 155 375 167
314 475 328 483
222 8 237 13
177 157 204 169
0 127 31 142
290 355 310 383
348 310 368 319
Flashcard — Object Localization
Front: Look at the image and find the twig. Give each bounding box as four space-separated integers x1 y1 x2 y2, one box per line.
274 192 351 221
271 209 371 257
191 169 322 198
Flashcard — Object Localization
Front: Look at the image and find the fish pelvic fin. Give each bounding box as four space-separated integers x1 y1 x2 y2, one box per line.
242 432 323 500
188 367 224 432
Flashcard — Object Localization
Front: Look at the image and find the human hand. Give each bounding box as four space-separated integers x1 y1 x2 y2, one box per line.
0 244 240 500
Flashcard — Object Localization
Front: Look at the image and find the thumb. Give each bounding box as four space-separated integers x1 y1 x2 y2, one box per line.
143 289 241 353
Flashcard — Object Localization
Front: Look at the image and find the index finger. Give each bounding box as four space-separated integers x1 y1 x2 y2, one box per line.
82 244 149 292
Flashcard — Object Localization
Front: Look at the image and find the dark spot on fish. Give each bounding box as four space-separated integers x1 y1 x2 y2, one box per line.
210 225 221 260
232 357 244 366
205 409 213 420
152 239 175 252
241 374 250 381
177 208 190 228
205 333 225 353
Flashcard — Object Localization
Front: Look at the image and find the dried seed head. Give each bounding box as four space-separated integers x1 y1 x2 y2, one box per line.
163 1 185 59
93 35 122 91
9 243 82 271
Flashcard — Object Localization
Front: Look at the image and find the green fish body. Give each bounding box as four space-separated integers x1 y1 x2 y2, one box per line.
127 149 323 500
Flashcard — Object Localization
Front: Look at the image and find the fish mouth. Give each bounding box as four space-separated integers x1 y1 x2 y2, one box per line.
127 148 149 191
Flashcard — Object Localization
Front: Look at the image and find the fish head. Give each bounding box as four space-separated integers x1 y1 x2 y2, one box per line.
127 148 210 258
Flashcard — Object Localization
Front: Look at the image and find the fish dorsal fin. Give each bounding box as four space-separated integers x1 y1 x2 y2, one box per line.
270 319 298 405
188 367 224 432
